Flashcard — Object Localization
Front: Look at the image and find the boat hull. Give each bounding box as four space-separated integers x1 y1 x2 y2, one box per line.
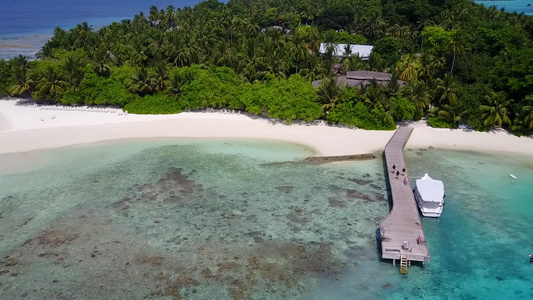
420 210 442 218
414 187 444 218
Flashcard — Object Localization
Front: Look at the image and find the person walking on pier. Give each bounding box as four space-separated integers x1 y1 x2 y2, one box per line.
391 164 396 174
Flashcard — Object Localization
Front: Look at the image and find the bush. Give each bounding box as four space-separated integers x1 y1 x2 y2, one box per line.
373 37 404 66
261 75 323 122
124 93 181 114
427 116 453 128
327 101 396 130
390 96 416 121
322 30 368 44
178 66 243 110
176 67 322 122
61 67 137 106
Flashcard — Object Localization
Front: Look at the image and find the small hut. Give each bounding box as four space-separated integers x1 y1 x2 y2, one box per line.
312 71 406 88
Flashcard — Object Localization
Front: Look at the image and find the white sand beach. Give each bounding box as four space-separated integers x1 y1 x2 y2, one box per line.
1 99 532 156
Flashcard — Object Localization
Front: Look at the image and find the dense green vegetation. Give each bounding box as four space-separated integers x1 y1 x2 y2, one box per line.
1 0 533 133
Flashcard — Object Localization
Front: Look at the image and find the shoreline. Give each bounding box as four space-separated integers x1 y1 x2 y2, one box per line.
1 99 532 158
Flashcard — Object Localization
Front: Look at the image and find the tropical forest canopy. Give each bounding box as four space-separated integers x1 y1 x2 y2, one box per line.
1 0 533 133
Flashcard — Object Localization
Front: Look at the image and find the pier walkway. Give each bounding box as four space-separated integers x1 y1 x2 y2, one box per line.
380 127 430 267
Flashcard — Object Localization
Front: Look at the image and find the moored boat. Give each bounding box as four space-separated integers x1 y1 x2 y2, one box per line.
414 173 445 218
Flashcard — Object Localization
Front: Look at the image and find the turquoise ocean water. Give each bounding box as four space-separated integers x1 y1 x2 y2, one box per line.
475 0 533 15
0 140 532 299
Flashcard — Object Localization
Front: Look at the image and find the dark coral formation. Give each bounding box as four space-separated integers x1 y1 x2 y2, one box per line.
369 183 382 190
112 167 201 210
329 185 387 203
138 168 199 199
276 186 294 193
348 178 373 185
328 197 346 208
0 159 385 300
23 230 79 248
181 241 339 300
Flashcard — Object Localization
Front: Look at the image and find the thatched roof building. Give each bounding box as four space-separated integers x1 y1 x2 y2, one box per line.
312 71 406 88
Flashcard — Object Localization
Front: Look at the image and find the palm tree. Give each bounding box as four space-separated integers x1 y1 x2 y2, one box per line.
438 99 467 127
36 66 66 100
129 68 155 96
240 64 265 82
342 44 352 60
397 54 420 81
162 5 175 30
9 55 33 98
480 91 512 128
418 52 445 82
435 74 459 106
174 46 192 67
152 58 168 92
522 106 533 129
130 40 149 66
166 70 187 98
456 7 470 25
228 16 245 44
305 26 320 55
92 47 115 77
323 42 338 62
360 80 387 109
487 6 501 21
300 56 327 82
448 32 464 75
343 55 366 72
388 25 415 41
63 55 85 91
148 30 165 57
440 10 455 30
71 22 94 51
244 21 260 37
416 19 435 50
317 76 343 113
403 80 431 112
289 33 308 74
36 43 54 60
368 52 386 72
148 5 162 24
365 16 387 42
386 71 401 96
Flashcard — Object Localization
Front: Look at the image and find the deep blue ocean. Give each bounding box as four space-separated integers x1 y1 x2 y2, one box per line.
0 0 206 59
0 0 206 38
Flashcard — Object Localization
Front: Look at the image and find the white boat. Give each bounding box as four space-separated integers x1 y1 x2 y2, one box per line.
414 173 445 218
509 174 517 179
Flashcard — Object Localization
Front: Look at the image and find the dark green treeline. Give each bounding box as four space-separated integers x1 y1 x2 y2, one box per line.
1 0 533 133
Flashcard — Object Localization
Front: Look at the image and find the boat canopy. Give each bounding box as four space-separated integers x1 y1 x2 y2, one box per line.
415 173 444 203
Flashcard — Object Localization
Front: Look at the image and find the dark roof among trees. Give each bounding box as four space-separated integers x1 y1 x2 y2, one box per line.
312 72 406 88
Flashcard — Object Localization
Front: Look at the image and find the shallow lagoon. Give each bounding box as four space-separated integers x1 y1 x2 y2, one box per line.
0 140 532 299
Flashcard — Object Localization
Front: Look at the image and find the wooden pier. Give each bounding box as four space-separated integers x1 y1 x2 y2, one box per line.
379 127 430 270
